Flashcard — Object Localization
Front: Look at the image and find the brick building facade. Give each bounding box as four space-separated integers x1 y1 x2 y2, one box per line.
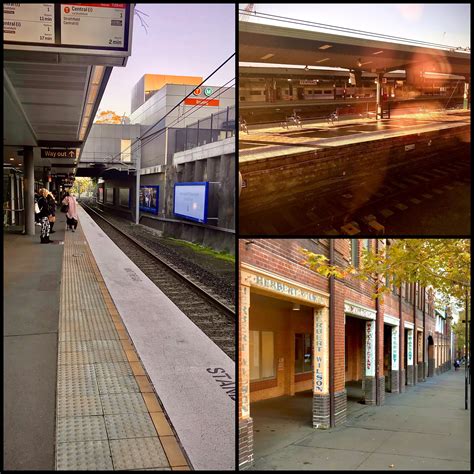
238 238 453 469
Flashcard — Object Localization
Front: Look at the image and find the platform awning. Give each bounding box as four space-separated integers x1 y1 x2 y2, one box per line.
239 21 471 76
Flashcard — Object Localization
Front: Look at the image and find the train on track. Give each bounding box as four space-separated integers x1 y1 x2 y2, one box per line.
239 66 467 124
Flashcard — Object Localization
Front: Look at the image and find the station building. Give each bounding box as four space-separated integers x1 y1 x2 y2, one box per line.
77 74 235 252
238 238 453 469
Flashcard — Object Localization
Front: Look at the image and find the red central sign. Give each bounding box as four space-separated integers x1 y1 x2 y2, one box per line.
184 98 220 107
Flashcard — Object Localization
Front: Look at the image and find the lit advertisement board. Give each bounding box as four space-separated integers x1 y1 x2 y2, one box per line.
3 3 132 56
98 186 104 203
139 185 159 215
174 182 209 223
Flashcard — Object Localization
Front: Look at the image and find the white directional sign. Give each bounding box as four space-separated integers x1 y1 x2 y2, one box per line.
3 3 55 44
60 3 127 48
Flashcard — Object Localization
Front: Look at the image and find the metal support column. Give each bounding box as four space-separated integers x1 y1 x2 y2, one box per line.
329 240 335 427
10 172 16 225
135 149 141 225
23 146 35 236
376 73 382 120
463 81 469 110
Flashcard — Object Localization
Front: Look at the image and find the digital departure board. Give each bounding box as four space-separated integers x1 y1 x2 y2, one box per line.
3 3 131 53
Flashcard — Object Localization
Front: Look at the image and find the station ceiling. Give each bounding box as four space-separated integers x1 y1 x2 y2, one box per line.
239 22 471 76
3 57 112 180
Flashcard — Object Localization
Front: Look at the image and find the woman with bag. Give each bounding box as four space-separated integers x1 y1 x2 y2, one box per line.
37 188 53 243
62 191 79 232
46 191 57 233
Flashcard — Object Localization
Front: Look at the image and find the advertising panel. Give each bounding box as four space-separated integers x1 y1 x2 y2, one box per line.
139 185 159 214
105 186 114 204
118 187 130 208
174 182 209 223
98 186 104 203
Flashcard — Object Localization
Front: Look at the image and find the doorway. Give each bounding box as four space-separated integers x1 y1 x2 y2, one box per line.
384 324 392 392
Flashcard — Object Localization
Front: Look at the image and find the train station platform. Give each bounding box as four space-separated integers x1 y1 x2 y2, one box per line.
239 111 470 235
4 206 235 470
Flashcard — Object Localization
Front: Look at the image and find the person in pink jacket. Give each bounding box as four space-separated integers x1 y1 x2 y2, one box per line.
62 191 79 232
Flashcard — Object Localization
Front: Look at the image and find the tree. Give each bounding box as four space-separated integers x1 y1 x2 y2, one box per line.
94 110 129 124
302 239 470 306
71 177 95 197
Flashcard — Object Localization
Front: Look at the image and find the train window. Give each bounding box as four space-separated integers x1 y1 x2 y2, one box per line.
250 91 262 95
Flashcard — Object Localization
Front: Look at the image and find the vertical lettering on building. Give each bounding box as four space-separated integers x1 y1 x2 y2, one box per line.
366 320 375 376
313 307 329 394
240 284 250 418
407 330 413 365
391 325 399 370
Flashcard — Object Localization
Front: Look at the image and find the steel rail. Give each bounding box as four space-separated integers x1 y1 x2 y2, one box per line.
81 201 235 319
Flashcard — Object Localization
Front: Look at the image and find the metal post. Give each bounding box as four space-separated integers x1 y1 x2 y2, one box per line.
465 289 469 409
23 146 35 236
10 172 16 225
329 239 335 427
463 82 469 110
135 147 141 225
375 239 380 404
376 74 382 120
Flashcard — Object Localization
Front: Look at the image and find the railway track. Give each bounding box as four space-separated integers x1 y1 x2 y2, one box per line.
81 202 235 361
240 149 470 235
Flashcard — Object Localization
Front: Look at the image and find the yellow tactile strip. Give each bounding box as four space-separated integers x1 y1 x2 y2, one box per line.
56 222 191 471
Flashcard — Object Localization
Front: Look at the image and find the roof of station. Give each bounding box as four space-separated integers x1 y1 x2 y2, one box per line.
239 21 471 76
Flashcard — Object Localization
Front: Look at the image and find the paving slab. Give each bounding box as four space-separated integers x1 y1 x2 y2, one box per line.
78 206 235 470
356 452 471 471
253 444 371 470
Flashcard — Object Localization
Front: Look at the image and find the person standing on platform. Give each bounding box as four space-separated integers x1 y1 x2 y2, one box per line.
46 191 56 234
62 191 78 232
37 188 53 243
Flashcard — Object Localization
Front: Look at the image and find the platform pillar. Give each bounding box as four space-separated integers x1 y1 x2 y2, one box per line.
23 146 35 236
376 73 382 120
313 306 330 428
463 81 469 110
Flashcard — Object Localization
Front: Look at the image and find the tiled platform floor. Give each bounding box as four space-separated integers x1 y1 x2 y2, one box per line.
56 221 190 470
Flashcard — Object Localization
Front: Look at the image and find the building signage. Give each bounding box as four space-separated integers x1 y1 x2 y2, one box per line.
174 182 209 223
344 301 376 320
203 87 213 96
41 148 77 159
4 3 131 54
407 329 413 365
314 307 329 394
184 97 220 107
61 4 126 48
366 320 375 376
391 326 399 370
252 275 327 306
3 3 55 44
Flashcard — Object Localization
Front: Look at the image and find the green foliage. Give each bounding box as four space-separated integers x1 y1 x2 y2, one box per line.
302 239 470 305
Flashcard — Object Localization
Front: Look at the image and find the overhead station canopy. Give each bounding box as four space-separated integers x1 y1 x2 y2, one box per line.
3 3 134 178
239 21 471 76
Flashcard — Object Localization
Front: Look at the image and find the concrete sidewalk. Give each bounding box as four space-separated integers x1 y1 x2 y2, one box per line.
4 215 66 469
251 369 471 471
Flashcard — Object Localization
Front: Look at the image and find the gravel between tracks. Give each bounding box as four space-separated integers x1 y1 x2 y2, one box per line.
82 201 235 308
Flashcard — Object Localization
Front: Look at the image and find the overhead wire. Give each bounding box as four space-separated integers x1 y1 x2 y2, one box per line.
99 77 235 173
111 52 235 164
238 9 468 51
122 77 235 166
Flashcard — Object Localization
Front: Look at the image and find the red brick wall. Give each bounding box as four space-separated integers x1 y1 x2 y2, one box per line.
239 238 433 416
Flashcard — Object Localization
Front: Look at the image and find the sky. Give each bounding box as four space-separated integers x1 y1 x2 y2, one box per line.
239 3 471 68
97 4 236 117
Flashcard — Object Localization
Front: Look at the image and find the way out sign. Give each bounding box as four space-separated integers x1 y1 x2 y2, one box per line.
41 149 76 159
